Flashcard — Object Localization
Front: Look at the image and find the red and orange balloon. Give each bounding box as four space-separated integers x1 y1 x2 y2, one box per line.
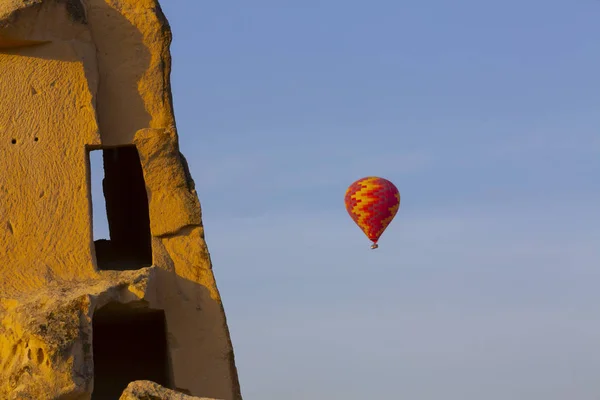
344 176 400 249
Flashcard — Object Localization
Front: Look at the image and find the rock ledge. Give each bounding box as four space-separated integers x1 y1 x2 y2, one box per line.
120 380 223 400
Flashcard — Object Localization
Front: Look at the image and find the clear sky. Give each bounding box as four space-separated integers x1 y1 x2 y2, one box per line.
92 1 600 399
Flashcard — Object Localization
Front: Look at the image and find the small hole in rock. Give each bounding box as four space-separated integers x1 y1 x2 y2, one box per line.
34 137 39 142
11 139 16 144
37 348 44 364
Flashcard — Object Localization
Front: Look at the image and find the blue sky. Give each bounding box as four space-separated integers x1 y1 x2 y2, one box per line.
92 1 600 398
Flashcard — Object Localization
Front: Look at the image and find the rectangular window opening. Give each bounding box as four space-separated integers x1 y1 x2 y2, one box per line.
91 303 172 399
89 145 153 271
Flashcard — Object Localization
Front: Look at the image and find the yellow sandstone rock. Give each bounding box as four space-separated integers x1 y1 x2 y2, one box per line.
120 380 222 400
0 0 242 399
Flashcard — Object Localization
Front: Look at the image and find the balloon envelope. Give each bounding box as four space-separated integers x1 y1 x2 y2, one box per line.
344 176 400 245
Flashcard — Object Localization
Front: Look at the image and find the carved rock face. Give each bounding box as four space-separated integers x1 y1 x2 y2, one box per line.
0 1 241 399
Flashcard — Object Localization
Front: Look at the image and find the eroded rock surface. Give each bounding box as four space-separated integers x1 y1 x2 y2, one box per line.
0 0 241 398
0 268 156 399
120 380 222 400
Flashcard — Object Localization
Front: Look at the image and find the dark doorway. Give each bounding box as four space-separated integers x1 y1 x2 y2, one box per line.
91 303 172 400
89 145 153 270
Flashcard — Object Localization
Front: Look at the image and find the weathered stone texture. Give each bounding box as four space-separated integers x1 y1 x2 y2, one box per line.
0 269 153 400
120 380 222 400
0 46 101 294
0 0 241 399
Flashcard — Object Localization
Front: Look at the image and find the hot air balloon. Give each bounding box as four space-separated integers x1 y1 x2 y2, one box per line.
344 176 400 249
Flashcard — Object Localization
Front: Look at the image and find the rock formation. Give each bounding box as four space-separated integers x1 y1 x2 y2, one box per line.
0 0 242 399
119 380 222 400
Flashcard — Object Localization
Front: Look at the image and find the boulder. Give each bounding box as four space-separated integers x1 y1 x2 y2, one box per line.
120 380 223 400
